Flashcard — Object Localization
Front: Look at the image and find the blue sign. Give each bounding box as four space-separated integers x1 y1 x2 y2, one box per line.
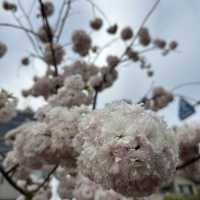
178 98 196 120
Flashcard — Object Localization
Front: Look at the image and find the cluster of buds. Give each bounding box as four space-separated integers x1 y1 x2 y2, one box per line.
44 43 65 66
107 24 118 34
90 17 103 30
72 30 92 57
139 28 151 46
21 57 30 66
37 25 54 44
121 26 134 41
141 87 174 111
2 0 17 12
42 1 54 17
37 1 54 18
0 41 7 58
0 89 17 123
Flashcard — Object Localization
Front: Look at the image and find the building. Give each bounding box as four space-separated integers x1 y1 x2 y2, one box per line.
150 176 199 200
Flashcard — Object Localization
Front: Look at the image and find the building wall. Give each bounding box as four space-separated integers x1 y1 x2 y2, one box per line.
0 175 19 200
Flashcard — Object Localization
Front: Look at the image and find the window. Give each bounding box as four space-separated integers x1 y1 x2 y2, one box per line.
177 184 194 195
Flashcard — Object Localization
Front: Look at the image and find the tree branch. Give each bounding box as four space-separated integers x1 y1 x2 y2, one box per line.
92 89 98 110
0 165 29 196
176 155 200 171
56 0 72 42
38 0 58 76
33 164 58 194
0 23 38 36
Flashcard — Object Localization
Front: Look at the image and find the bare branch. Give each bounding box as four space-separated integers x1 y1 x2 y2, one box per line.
38 0 58 76
0 23 38 36
0 165 30 196
120 0 161 60
176 155 200 171
33 164 58 194
56 0 72 42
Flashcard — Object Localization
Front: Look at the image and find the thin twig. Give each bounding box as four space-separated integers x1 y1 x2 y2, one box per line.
54 0 67 32
85 0 111 25
92 37 120 63
29 0 36 15
171 81 200 92
0 23 38 36
56 0 72 42
0 165 29 196
119 0 161 61
92 90 98 110
12 13 39 55
138 46 158 54
33 164 58 194
17 0 43 53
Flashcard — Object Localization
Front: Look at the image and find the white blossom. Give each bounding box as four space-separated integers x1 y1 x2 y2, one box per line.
48 75 93 108
74 102 178 197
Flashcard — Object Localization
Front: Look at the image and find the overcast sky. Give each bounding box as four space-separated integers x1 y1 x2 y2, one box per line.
0 0 200 126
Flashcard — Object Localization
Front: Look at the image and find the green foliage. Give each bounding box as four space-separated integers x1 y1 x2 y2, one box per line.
164 192 200 200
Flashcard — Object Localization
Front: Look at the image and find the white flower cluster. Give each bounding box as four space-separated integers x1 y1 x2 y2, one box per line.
58 172 150 200
23 60 118 104
177 122 200 183
72 30 92 57
22 75 64 99
63 60 118 92
73 174 132 200
48 75 93 108
4 101 178 198
74 102 177 197
4 106 89 170
0 89 17 123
